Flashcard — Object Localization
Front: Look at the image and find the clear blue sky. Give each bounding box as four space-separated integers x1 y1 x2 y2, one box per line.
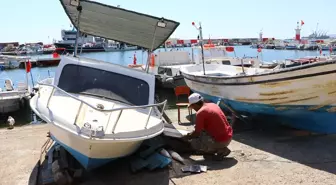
1 0 335 43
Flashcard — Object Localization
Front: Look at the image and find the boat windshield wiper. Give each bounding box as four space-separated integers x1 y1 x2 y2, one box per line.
78 92 132 106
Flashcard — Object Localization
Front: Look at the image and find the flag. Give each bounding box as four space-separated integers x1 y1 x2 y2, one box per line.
26 60 31 73
319 49 322 55
301 20 304 26
257 47 262 53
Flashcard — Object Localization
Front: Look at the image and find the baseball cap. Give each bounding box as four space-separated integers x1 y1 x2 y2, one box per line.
188 93 203 107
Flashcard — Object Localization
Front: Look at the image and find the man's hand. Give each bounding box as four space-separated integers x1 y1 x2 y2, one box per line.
181 133 192 141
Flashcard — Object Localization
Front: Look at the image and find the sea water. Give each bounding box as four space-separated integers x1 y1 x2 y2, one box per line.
0 46 326 88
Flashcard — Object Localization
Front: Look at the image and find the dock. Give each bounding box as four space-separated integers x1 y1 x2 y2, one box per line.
18 57 61 68
1 104 336 185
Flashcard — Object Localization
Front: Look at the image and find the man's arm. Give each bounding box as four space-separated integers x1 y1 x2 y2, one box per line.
188 112 205 138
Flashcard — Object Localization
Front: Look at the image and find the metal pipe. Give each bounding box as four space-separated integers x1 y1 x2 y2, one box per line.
241 56 245 74
73 102 83 124
145 107 153 129
46 87 55 109
73 6 82 57
199 22 206 75
24 59 29 91
111 110 123 133
159 101 166 119
79 36 84 55
146 24 158 73
104 104 115 130
37 83 167 112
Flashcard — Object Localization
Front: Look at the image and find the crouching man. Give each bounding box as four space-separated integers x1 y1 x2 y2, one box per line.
183 93 233 161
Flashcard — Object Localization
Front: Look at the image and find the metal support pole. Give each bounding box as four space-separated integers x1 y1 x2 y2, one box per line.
23 59 29 91
146 24 158 73
199 23 206 75
73 6 82 57
241 55 245 74
79 35 84 55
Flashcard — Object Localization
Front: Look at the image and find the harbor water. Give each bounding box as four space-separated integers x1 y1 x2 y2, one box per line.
0 46 329 88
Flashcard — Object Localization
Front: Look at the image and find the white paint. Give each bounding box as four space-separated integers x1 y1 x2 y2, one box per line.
30 56 165 159
180 62 336 106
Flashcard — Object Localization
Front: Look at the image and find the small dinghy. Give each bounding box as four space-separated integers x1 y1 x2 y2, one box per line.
0 55 30 113
30 0 179 170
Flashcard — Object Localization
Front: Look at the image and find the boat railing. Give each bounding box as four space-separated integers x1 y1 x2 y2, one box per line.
37 82 167 135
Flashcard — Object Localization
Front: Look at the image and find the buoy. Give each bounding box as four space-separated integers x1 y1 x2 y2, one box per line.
52 52 59 58
150 54 155 67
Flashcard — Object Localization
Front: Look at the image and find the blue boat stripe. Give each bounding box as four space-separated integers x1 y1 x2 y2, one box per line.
193 90 336 134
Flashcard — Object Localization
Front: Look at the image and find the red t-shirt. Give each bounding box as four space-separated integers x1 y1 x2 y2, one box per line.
194 103 233 142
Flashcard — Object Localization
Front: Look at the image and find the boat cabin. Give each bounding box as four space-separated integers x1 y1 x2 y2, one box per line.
52 56 155 105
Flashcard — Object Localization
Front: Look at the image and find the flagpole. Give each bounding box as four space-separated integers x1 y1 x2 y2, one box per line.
192 21 206 75
30 69 34 87
24 59 29 91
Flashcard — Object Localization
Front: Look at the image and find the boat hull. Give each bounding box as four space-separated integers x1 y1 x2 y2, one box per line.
181 62 336 133
54 43 105 53
194 90 336 133
0 98 21 113
49 124 143 170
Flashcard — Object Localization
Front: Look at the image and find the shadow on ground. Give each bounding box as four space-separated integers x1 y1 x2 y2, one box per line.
0 98 33 128
233 120 336 175
29 136 238 185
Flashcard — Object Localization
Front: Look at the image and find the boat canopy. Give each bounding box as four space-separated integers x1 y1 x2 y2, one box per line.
59 0 180 50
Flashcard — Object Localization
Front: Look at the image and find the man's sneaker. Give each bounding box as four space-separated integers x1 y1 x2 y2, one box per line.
217 147 231 157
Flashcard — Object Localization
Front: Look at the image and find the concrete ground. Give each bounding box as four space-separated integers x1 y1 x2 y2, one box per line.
1 108 336 185
0 124 49 185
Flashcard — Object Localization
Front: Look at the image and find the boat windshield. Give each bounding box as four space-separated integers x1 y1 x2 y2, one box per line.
58 64 150 106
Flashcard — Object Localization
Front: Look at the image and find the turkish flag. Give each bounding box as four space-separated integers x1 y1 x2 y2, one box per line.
26 60 31 73
257 48 262 53
301 20 304 26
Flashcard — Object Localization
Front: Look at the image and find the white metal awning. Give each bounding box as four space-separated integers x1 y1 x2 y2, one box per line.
59 0 180 50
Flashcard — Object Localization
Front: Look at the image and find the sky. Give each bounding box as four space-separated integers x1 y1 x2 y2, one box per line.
1 0 336 44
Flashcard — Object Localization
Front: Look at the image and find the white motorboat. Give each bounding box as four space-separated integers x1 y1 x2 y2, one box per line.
129 45 261 89
30 0 179 170
0 55 30 113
